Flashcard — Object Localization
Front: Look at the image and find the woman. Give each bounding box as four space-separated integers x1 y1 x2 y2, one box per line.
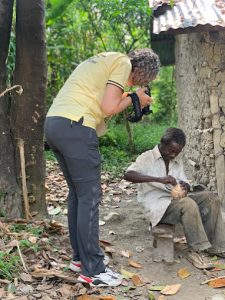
44 48 160 286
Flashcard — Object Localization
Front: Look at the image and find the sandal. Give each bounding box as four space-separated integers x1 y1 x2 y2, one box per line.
186 251 214 270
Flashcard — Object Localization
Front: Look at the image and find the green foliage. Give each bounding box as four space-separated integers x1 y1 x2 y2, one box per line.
46 0 152 107
0 252 21 280
151 66 177 124
45 150 57 161
19 240 39 252
10 223 43 236
100 120 171 175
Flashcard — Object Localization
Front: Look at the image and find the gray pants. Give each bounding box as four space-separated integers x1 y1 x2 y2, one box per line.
44 116 105 277
161 191 225 253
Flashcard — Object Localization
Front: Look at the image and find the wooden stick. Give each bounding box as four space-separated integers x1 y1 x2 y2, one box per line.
18 139 30 220
0 85 23 98
16 240 29 273
201 275 225 285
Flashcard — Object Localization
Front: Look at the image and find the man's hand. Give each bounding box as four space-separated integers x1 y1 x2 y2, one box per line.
179 180 190 193
159 175 177 186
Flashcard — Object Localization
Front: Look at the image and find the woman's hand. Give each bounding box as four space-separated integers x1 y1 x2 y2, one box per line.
136 87 153 108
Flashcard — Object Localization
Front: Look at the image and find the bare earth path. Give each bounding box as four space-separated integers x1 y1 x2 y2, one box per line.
46 162 225 300
1 162 224 300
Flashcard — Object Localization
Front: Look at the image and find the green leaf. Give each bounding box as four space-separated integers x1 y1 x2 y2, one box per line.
149 285 165 291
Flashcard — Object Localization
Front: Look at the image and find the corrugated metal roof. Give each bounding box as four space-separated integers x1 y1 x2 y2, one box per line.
149 0 225 34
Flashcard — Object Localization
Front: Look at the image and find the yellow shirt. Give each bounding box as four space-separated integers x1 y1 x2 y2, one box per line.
47 52 132 132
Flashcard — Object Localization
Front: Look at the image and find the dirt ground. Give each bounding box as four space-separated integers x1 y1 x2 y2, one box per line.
97 179 225 300
2 162 225 300
46 162 225 300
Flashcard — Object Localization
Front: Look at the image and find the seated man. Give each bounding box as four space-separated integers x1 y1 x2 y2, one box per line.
124 127 225 269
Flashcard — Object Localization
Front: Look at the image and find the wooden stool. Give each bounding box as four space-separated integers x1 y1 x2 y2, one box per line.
152 224 175 263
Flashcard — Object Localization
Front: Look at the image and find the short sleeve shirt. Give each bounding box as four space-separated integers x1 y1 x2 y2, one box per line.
127 145 188 227
47 52 132 131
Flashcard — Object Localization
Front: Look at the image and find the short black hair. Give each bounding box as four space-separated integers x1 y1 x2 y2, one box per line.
160 127 186 146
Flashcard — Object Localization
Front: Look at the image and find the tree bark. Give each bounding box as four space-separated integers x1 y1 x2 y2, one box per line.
11 0 47 216
0 0 23 218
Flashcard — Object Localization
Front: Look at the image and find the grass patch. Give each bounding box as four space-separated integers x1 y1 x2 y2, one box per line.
10 223 43 236
45 150 57 161
0 252 21 280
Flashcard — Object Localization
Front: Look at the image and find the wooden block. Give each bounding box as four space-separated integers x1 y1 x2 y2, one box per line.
151 224 175 263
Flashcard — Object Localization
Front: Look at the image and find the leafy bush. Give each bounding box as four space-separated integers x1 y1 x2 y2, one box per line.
151 66 177 124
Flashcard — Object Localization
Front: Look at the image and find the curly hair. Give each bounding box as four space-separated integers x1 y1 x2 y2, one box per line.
161 127 186 146
128 48 160 86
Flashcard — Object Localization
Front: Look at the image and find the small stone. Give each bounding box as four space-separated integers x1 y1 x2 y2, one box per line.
103 211 123 222
33 294 42 299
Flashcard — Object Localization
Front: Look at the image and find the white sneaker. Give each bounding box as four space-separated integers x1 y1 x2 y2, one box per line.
78 268 122 287
68 260 81 272
69 255 110 273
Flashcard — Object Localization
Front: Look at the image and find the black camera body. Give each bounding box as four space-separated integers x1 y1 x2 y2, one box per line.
127 86 152 123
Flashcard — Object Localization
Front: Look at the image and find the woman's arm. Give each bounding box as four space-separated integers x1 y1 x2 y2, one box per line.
101 84 152 117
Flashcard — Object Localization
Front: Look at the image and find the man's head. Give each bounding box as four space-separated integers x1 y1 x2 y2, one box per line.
159 128 186 161
127 48 160 86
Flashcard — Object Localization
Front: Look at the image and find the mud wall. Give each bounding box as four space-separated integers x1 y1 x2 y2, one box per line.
175 31 225 205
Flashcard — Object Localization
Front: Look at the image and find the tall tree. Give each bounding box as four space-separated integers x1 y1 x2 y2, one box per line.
0 0 47 218
0 0 23 217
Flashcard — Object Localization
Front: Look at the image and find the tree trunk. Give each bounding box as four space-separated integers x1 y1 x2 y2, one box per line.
0 0 23 218
10 0 47 216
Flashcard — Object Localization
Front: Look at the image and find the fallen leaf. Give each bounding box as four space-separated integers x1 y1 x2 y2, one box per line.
128 259 142 269
211 256 219 261
121 268 136 279
208 278 225 288
57 284 74 297
28 236 37 244
104 246 116 256
201 276 225 285
99 297 117 300
77 296 116 300
213 264 225 270
161 284 181 295
121 250 132 258
158 296 166 300
149 285 165 291
149 291 155 300
31 268 79 284
48 206 61 215
99 239 113 249
177 268 191 279
131 274 145 286
20 273 33 283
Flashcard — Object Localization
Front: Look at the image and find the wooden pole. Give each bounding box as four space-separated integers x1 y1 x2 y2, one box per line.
17 138 30 220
